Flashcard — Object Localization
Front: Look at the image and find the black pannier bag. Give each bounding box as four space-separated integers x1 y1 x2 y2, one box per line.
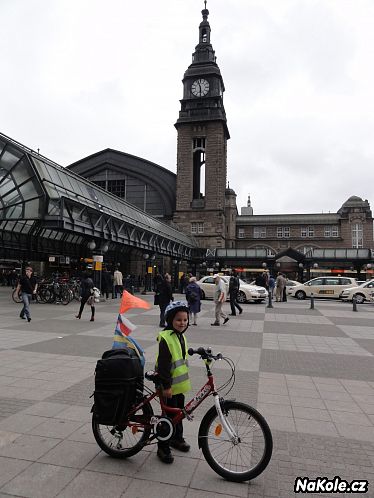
92 347 144 425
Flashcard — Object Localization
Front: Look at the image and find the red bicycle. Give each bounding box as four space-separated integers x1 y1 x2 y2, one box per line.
92 347 273 482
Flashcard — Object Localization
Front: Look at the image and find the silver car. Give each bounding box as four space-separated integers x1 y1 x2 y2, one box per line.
197 276 268 303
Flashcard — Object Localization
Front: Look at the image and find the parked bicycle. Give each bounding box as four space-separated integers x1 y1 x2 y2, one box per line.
92 346 273 482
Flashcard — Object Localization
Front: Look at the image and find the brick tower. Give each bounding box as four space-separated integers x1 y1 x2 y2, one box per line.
173 5 230 249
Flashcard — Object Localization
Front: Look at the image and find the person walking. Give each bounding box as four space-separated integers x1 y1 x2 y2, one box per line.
113 267 123 298
76 272 95 321
275 272 286 302
211 274 229 326
228 270 243 316
282 275 288 302
268 274 275 298
185 276 201 325
16 266 38 322
101 270 112 300
158 273 173 327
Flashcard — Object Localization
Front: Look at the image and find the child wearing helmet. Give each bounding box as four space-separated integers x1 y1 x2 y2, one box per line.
155 300 191 463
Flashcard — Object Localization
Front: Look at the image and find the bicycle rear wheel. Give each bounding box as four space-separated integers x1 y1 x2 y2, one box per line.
199 401 273 482
92 399 153 458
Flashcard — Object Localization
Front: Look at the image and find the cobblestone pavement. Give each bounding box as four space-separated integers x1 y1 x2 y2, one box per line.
0 288 373 497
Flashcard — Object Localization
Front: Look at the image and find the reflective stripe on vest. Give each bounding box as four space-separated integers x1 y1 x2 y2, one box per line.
157 330 191 395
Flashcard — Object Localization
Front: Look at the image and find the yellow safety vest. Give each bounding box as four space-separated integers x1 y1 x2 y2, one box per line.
156 329 191 395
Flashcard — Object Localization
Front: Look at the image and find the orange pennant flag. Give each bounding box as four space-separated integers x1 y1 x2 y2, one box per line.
119 290 151 314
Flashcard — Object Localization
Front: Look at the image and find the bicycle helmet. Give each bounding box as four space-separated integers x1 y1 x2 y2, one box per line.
164 300 189 327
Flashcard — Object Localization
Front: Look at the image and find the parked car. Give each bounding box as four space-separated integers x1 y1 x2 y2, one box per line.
340 279 374 304
197 275 268 303
250 279 299 293
289 276 358 300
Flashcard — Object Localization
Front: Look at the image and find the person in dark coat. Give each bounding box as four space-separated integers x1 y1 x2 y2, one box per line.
185 276 201 325
76 272 95 321
158 273 173 327
101 270 112 299
228 270 243 316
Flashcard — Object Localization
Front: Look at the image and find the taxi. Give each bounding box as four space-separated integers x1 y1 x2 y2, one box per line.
289 276 358 300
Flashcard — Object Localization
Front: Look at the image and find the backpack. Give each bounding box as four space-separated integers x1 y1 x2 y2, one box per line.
189 290 198 303
92 347 144 425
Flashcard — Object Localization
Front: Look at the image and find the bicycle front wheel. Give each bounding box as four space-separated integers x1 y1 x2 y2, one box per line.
199 401 273 482
92 399 153 459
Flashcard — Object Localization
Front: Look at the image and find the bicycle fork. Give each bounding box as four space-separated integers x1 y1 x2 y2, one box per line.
213 395 239 444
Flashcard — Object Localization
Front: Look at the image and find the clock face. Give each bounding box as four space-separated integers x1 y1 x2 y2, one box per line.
191 79 209 97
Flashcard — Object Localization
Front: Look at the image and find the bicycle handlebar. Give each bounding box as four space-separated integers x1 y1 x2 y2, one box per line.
188 347 222 361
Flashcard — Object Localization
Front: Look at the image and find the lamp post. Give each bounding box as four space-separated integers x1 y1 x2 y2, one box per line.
142 253 150 294
172 259 179 292
298 263 304 282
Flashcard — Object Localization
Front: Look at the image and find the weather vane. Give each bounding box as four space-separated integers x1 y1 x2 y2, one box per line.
204 0 207 9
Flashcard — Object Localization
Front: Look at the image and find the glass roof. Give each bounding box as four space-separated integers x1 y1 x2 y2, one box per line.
0 132 196 248
30 155 195 247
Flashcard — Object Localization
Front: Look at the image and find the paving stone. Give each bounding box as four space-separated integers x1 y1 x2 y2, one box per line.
0 456 31 487
122 479 186 498
0 434 61 460
57 470 131 498
0 462 79 497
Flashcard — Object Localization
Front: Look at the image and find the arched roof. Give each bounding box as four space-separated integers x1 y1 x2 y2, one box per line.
67 149 176 218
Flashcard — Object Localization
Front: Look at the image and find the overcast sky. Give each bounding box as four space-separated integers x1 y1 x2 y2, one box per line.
1 0 374 215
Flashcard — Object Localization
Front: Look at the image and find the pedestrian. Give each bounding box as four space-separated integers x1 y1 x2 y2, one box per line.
211 274 229 326
179 273 187 294
255 272 266 288
185 276 201 325
101 269 112 299
228 269 243 316
283 275 288 302
268 274 275 298
275 272 286 302
75 272 95 321
16 266 38 322
155 300 191 463
113 267 123 298
158 273 173 327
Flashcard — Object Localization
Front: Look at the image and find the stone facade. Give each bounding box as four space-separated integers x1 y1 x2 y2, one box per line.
236 196 373 254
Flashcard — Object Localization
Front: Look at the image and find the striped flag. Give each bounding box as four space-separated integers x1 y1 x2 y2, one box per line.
112 290 151 365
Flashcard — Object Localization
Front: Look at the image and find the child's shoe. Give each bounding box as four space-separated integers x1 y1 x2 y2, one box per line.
169 438 191 452
157 447 174 463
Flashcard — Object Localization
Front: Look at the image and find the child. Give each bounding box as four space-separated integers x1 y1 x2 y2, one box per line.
156 300 191 463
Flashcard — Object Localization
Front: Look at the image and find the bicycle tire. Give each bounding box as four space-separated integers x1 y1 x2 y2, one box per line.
92 398 154 458
12 289 22 304
60 289 72 305
198 401 273 482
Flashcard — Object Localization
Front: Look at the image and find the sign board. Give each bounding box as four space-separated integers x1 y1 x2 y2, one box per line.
94 261 102 271
48 256 56 262
93 255 104 262
147 266 153 274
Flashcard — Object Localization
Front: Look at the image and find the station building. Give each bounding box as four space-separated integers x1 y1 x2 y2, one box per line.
0 6 373 281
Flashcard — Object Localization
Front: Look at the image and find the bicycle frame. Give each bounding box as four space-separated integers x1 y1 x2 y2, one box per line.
127 360 237 442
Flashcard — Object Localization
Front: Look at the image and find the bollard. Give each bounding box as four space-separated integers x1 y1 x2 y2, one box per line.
131 286 135 295
266 291 273 309
310 292 315 310
352 295 358 312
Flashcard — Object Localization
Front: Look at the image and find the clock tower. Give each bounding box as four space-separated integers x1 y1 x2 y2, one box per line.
173 4 231 249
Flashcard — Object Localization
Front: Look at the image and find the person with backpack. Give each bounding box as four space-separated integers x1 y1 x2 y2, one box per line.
185 276 201 325
155 300 191 463
76 272 95 321
228 269 243 316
